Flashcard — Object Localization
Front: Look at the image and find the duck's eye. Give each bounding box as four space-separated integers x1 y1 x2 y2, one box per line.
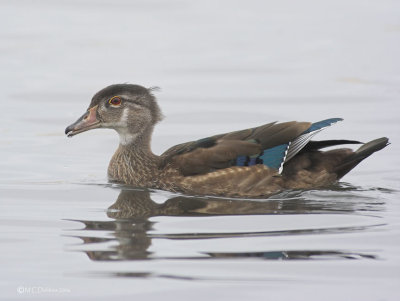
109 96 122 106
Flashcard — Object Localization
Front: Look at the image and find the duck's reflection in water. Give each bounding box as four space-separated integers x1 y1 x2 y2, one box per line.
70 188 382 261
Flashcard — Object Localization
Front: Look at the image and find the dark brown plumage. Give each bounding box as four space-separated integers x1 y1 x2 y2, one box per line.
65 84 389 198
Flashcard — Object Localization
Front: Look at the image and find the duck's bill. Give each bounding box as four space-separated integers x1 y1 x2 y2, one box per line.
65 105 100 137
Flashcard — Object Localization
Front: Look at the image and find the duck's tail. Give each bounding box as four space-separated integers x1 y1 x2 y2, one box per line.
335 137 389 179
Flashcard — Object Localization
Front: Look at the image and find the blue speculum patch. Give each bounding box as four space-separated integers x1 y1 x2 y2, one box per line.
235 118 343 170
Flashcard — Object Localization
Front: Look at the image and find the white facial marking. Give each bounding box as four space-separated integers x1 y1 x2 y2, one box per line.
118 107 137 145
121 107 129 125
105 107 129 128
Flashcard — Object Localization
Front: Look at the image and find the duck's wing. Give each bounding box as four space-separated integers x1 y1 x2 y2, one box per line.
160 118 343 176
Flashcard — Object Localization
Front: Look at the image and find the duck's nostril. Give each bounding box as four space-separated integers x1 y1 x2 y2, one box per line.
83 111 90 121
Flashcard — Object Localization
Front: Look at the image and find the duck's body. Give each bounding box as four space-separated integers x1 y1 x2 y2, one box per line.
66 84 389 198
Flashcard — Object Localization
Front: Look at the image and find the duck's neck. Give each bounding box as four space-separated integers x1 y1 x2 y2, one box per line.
108 126 160 186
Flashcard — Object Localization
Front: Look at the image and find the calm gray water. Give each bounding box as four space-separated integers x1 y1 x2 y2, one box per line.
1 0 400 300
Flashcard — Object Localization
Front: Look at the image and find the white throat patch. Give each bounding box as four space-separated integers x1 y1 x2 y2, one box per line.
119 132 138 145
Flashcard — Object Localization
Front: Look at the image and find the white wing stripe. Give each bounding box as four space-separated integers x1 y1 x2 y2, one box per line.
285 129 323 162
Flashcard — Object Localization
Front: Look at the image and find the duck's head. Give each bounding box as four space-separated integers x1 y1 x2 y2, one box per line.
65 84 163 145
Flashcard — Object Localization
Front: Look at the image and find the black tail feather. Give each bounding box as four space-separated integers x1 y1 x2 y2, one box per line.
302 139 363 152
335 137 389 179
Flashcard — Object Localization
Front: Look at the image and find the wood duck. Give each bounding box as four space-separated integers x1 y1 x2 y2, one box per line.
65 84 389 198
